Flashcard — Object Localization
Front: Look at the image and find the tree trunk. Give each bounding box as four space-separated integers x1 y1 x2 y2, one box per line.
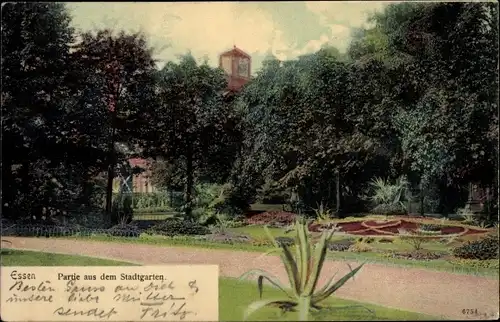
105 125 116 220
335 170 341 215
419 177 424 217
184 142 194 219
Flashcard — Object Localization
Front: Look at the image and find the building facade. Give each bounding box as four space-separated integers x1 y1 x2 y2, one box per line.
219 46 251 92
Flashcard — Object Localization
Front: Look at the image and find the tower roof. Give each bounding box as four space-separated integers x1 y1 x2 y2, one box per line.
220 45 250 58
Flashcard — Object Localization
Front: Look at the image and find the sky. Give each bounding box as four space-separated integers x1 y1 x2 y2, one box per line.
66 1 390 73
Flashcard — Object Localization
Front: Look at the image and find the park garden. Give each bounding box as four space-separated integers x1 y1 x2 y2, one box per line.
1 2 499 321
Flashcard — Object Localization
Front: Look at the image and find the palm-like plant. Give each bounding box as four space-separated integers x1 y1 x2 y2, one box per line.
368 176 409 216
313 202 334 223
239 219 365 321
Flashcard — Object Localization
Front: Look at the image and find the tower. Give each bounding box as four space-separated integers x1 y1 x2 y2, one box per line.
219 45 251 92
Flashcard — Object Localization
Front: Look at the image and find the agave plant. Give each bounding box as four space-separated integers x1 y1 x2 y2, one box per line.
239 219 365 321
313 202 334 223
457 207 475 224
368 176 410 215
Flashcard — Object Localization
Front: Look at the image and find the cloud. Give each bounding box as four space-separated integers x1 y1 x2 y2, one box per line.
66 2 389 72
67 2 293 72
304 1 388 52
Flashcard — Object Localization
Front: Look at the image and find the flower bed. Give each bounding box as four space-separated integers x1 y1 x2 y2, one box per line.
314 219 490 237
245 211 297 226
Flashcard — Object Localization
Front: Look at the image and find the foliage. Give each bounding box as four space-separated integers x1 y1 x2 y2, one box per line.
132 192 171 210
239 219 365 321
256 179 291 204
384 250 442 261
399 229 428 251
192 183 231 222
146 219 210 237
275 236 295 247
448 258 500 270
313 202 335 222
366 177 409 215
106 224 141 237
327 239 355 252
136 54 238 218
457 207 476 224
348 242 374 253
452 236 499 260
1 2 100 220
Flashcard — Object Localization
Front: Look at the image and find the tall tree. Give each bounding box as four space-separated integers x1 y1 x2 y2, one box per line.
70 29 157 220
138 54 232 218
1 2 76 219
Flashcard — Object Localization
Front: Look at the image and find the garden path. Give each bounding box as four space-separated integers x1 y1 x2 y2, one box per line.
5 237 499 320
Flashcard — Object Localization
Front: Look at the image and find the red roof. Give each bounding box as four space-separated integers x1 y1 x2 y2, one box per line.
220 45 250 58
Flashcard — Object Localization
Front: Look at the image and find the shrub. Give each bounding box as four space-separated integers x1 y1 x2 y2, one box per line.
452 236 499 260
313 202 335 222
366 176 410 216
356 237 375 244
106 224 141 238
147 219 210 237
249 237 273 247
327 239 355 252
200 233 250 244
448 258 499 269
457 207 475 224
378 237 394 243
275 236 295 247
348 242 373 253
384 250 442 261
399 230 428 251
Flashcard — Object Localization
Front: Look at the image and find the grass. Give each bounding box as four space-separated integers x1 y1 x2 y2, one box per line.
229 225 291 239
0 249 135 266
220 277 438 321
1 249 439 321
48 232 499 278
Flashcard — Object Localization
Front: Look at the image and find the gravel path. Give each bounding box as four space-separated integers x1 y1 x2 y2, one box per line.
4 237 499 320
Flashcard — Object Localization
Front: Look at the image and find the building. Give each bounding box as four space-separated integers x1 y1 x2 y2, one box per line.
219 45 251 92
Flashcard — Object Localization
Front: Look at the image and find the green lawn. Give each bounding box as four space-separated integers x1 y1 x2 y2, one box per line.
52 233 499 278
1 249 438 321
0 249 136 266
229 225 291 239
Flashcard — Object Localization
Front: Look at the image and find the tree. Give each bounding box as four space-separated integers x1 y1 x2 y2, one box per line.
70 29 157 221
362 2 498 213
138 54 233 218
1 2 77 219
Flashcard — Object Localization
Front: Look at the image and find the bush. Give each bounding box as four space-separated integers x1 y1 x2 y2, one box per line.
356 237 375 244
452 236 499 260
378 237 394 243
384 250 442 261
200 233 251 244
448 258 499 269
147 219 210 237
327 239 355 252
106 224 141 238
275 236 295 247
348 242 373 253
399 231 428 251
249 237 273 247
